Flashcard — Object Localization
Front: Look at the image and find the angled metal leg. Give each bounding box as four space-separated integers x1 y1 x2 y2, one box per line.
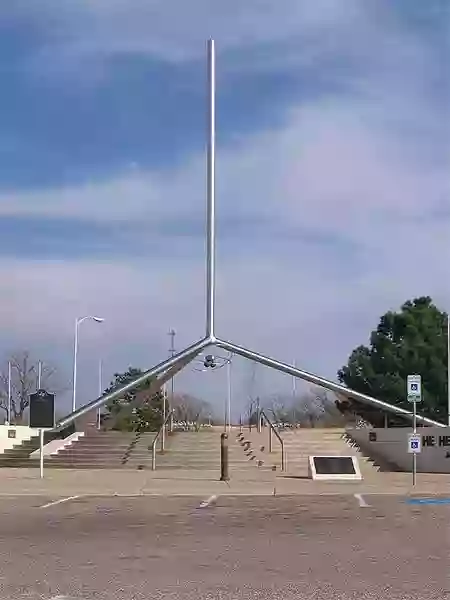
214 338 444 428
56 337 212 430
105 353 198 431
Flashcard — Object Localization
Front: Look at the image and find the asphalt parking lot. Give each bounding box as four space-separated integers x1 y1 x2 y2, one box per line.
0 494 447 600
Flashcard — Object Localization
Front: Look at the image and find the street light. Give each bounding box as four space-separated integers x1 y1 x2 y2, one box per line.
72 315 105 413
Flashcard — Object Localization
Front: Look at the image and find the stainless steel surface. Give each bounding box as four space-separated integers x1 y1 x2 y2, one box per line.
206 38 216 339
215 338 445 428
103 355 194 432
260 409 285 471
56 337 210 430
152 409 174 470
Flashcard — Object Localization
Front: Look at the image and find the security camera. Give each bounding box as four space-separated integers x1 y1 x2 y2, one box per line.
204 354 216 368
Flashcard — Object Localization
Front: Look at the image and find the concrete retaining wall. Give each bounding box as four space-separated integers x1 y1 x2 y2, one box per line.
0 425 39 452
347 427 450 473
29 432 85 459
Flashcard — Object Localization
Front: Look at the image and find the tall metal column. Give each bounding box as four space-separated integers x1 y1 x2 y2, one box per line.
206 39 216 340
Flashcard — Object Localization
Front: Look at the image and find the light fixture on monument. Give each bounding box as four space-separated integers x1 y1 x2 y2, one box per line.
56 40 445 432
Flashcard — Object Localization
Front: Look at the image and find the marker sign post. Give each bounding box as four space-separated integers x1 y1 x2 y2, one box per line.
29 389 55 479
407 375 422 486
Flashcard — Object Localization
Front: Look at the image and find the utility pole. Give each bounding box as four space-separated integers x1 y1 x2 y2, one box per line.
292 358 296 398
7 361 11 424
37 360 43 390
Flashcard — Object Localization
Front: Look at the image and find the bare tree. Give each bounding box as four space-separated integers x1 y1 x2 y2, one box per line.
171 393 211 431
0 351 67 423
292 387 346 427
260 387 347 428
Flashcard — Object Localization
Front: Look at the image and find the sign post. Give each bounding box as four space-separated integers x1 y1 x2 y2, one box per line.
407 374 422 486
29 389 55 480
39 428 44 479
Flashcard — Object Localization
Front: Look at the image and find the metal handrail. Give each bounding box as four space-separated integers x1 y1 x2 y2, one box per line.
151 409 174 471
259 409 285 471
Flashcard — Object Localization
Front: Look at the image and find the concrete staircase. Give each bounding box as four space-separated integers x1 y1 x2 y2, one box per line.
0 427 273 474
242 427 382 479
46 431 158 469
0 430 159 469
153 430 271 476
0 435 43 467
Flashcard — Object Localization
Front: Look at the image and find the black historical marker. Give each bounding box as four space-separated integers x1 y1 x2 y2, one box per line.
313 456 356 475
29 389 55 429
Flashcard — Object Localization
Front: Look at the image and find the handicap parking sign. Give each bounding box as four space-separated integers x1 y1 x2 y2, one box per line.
407 375 422 403
408 433 421 454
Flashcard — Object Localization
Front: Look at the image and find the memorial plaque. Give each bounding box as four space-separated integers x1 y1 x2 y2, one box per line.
313 456 356 475
29 389 55 429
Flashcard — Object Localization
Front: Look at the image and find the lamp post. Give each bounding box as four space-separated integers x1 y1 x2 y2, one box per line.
72 315 105 413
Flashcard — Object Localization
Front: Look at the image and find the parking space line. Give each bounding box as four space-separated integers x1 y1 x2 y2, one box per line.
198 494 218 509
406 497 450 505
354 493 371 508
39 495 81 509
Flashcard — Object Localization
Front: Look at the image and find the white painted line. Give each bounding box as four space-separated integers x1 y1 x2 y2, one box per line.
39 495 81 509
354 493 371 508
198 494 218 508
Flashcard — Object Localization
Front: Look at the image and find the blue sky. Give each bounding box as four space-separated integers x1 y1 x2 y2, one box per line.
0 1 448 417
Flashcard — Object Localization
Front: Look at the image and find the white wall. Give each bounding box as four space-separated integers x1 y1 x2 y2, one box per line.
29 432 84 459
0 425 40 452
348 427 450 473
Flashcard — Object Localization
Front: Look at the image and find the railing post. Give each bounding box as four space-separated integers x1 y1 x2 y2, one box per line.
152 442 156 471
161 420 166 453
220 432 230 481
